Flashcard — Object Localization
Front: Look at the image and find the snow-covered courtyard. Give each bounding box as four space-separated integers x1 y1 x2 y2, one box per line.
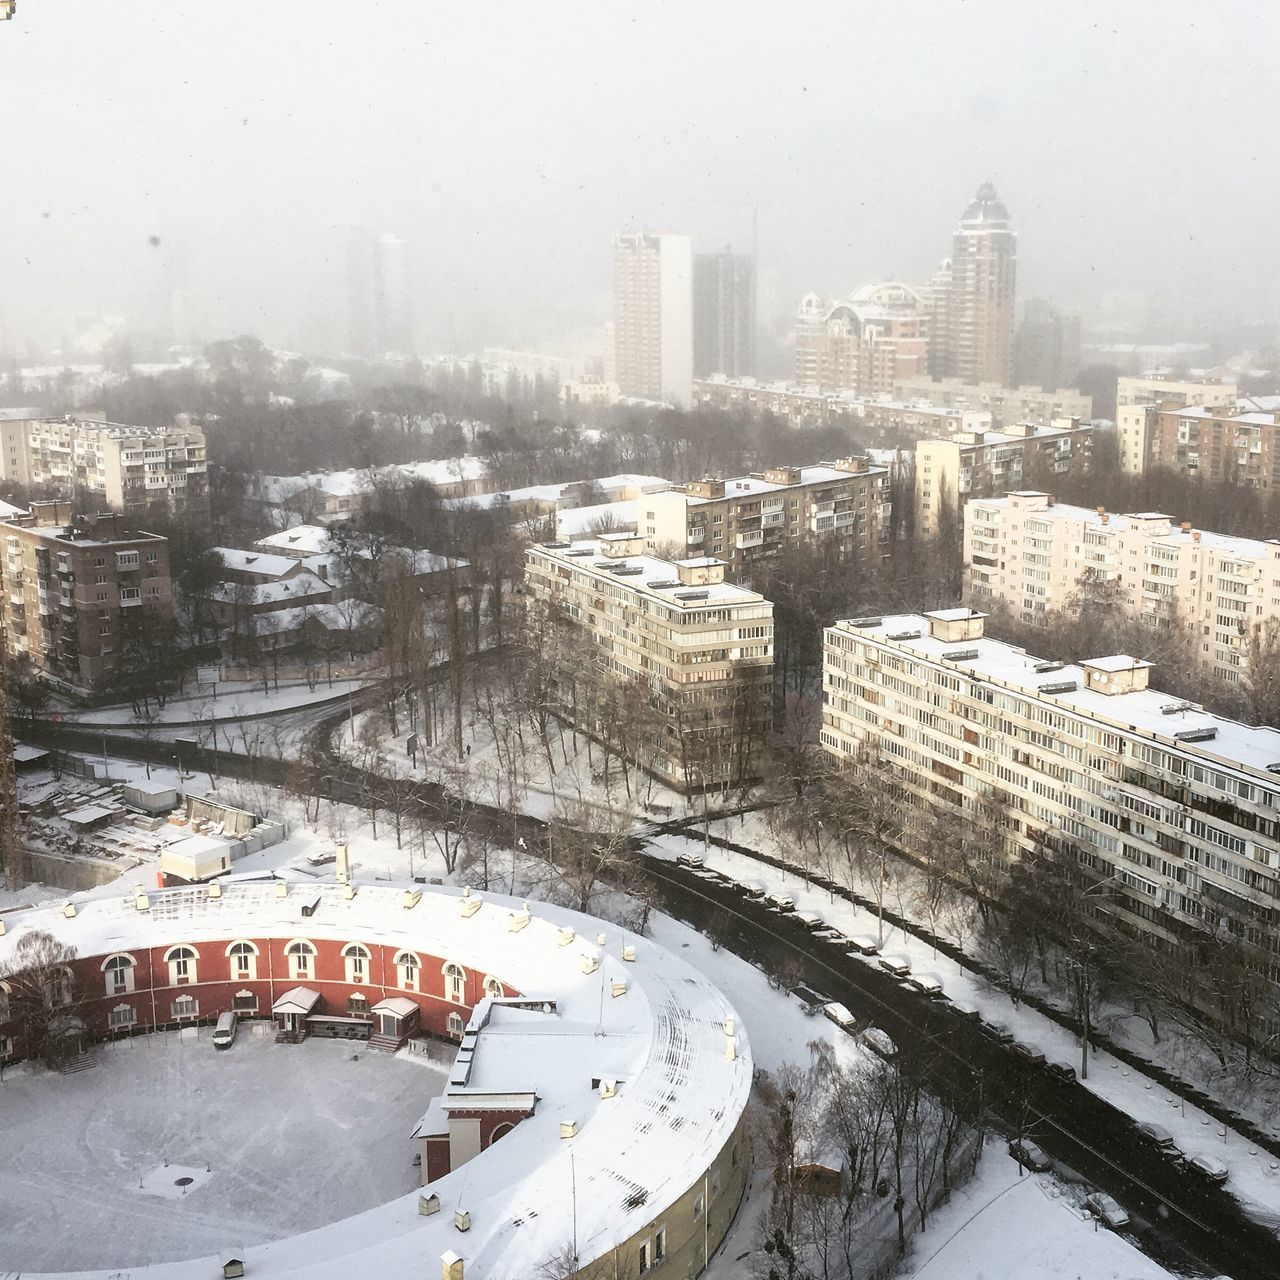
0 1030 446 1272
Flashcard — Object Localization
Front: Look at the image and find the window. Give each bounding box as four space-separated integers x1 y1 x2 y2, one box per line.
347 992 370 1017
654 1228 666 1263
286 940 315 980
446 1011 465 1038
165 945 198 986
232 990 257 1013
226 940 258 981
171 995 199 1021
342 943 371 985
394 950 420 991
0 981 9 1023
102 953 136 995
639 1242 649 1274
443 962 465 1003
693 1193 705 1219
109 1004 136 1030
45 966 73 1007
0 1034 11 1059
483 975 504 999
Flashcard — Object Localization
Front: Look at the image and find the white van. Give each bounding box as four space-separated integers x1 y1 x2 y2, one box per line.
212 1010 239 1050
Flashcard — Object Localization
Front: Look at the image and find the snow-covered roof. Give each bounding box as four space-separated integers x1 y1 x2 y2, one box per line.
665 464 887 507
214 547 314 579
255 525 334 555
833 613 1280 779
555 499 639 537
0 498 28 518
0 882 750 1280
208 572 332 605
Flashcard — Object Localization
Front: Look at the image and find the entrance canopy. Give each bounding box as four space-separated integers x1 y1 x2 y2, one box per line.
372 996 418 1019
273 987 321 1017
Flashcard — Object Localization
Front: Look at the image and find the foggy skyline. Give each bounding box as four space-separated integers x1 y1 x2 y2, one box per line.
2 1 1275 358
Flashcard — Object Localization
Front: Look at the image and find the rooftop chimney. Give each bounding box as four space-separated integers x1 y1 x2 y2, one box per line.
1181 521 1191 533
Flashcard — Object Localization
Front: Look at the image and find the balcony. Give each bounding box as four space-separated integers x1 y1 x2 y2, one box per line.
735 529 764 549
687 527 706 545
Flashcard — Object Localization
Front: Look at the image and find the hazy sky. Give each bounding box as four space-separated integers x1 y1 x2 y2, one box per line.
1 1 1275 357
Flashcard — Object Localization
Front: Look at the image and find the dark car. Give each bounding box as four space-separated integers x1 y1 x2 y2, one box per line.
1010 1042 1046 1066
1045 1060 1077 1083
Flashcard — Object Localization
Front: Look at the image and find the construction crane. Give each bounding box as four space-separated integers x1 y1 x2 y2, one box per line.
0 626 20 893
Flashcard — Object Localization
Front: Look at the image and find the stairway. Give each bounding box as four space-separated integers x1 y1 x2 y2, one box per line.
59 1049 96 1074
367 1032 403 1053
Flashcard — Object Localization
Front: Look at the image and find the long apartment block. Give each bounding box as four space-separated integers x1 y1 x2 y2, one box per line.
964 490 1280 682
0 501 173 691
821 607 1280 972
524 534 774 790
0 415 209 517
916 421 1094 537
643 459 890 579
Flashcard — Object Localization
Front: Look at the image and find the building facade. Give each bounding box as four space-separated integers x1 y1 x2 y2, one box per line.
693 250 756 379
613 231 694 405
1147 400 1280 487
1015 299 1081 391
821 608 1280 1029
524 535 774 789
915 422 1095 537
346 228 414 356
0 501 173 690
644 459 891 577
928 183 1017 384
1114 377 1238 476
964 490 1280 681
893 376 1093 429
0 416 209 518
792 283 929 397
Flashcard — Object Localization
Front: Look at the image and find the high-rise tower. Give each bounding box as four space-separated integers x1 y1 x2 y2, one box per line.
613 232 693 406
693 249 756 379
347 229 414 357
931 183 1016 385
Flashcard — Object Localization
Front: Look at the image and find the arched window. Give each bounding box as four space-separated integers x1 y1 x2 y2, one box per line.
443 962 465 1004
164 945 198 986
285 940 315 980
101 953 136 996
483 975 505 1000
342 943 371 985
446 1011 465 1038
225 940 259 981
489 1121 515 1146
394 950 420 991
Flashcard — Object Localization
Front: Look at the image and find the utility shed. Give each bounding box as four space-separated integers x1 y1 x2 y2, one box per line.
123 781 180 814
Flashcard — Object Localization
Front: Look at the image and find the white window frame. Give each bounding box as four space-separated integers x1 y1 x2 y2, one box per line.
164 944 198 986
483 975 504 999
342 943 371 985
109 1003 137 1030
171 995 199 1021
443 962 465 1004
101 952 137 996
394 950 421 991
446 1011 465 1038
285 939 316 980
226 940 259 981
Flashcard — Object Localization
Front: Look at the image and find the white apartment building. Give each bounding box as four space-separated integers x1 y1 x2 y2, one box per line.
0 416 209 518
893 376 1092 429
1115 376 1238 475
964 491 1280 682
613 231 693 406
821 607 1280 977
643 459 891 579
524 534 774 790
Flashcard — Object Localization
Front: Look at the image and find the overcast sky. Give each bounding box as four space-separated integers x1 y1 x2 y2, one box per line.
1 1 1274 358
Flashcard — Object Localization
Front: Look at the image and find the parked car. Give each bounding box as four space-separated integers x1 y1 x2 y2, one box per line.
847 934 880 956
1136 1120 1179 1153
822 1002 856 1029
1083 1191 1130 1229
1185 1153 1229 1184
878 953 911 976
860 1027 897 1059
212 1010 239 1050
736 879 766 899
1010 1042 1046 1066
1008 1138 1053 1172
946 1000 981 1021
306 849 336 867
675 851 705 869
1045 1060 1077 1083
794 910 825 930
764 891 796 912
979 1019 1015 1044
906 972 945 998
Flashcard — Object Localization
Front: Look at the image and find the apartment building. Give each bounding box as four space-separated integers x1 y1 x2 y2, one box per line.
0 416 209 518
1115 376 1237 475
1015 299 1081 391
694 250 756 379
964 490 1280 681
0 501 172 690
821 608 1280 983
613 231 693 405
893 376 1092 429
1147 399 1280 487
523 535 774 789
916 421 1095 537
792 283 929 397
643 459 891 579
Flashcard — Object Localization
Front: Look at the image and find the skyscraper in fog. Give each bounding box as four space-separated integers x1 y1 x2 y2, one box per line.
347 229 414 357
613 231 693 405
928 183 1016 385
1015 298 1080 389
693 249 756 378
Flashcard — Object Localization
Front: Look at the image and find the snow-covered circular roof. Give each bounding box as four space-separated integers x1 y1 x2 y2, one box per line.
0 881 751 1279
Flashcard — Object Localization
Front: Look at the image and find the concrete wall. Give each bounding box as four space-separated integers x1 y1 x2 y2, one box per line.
23 847 131 892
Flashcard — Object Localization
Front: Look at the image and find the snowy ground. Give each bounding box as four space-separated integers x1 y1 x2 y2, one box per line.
0 1031 447 1272
903 1144 1177 1280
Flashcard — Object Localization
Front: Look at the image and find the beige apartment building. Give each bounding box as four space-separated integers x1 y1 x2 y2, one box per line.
0 501 173 691
1148 399 1280 487
613 231 693 406
1115 376 1238 475
0 416 209 518
643 459 891 579
524 535 774 790
893 376 1092 429
821 608 1280 1006
792 283 929 397
916 421 1095 537
964 490 1280 682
